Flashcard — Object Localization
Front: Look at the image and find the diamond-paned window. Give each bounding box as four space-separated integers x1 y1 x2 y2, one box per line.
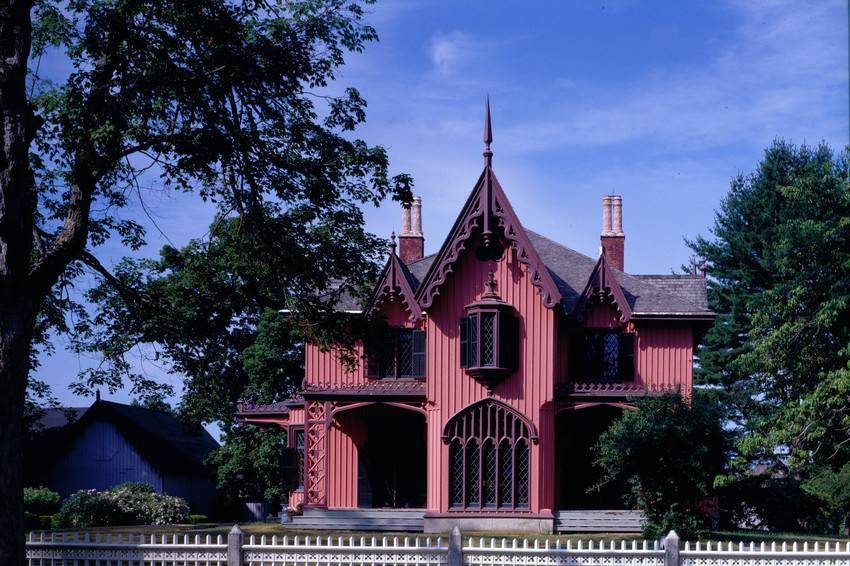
444 399 533 511
465 440 480 506
570 331 635 383
483 441 497 506
365 328 426 379
515 440 529 508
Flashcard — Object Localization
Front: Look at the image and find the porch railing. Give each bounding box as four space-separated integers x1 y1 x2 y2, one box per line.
25 527 850 566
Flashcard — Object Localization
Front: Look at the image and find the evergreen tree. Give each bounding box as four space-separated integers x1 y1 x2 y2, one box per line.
690 141 850 472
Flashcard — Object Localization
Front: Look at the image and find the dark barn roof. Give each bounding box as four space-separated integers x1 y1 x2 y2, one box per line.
44 400 220 476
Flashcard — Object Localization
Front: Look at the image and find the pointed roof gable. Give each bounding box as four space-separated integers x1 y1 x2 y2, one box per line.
572 250 632 324
368 236 422 321
415 166 562 310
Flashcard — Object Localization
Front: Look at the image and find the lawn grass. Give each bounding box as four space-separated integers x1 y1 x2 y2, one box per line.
39 523 850 544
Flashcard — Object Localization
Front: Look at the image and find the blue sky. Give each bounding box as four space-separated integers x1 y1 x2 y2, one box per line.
36 0 849 433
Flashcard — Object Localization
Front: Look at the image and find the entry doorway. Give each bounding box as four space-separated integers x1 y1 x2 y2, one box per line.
353 405 426 509
556 405 628 509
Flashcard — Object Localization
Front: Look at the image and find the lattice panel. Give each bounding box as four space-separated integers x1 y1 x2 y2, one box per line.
305 401 328 506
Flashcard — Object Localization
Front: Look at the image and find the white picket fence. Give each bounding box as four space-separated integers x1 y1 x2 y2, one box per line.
25 528 850 566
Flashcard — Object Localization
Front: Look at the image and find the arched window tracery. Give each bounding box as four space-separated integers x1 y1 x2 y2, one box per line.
443 399 532 510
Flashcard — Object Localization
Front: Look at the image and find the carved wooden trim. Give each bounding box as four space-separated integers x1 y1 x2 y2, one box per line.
304 400 330 507
572 252 632 324
369 250 422 321
416 167 562 310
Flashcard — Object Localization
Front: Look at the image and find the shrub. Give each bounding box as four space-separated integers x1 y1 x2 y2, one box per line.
23 486 61 515
54 483 189 528
24 512 40 532
593 393 729 539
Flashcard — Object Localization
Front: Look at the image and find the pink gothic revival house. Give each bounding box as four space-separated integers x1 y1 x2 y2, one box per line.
238 105 714 533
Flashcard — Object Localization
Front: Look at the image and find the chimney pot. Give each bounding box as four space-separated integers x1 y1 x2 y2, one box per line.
601 196 613 236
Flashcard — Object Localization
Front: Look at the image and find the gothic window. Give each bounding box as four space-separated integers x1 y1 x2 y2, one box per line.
570 331 635 383
444 399 533 511
293 428 305 489
366 328 426 379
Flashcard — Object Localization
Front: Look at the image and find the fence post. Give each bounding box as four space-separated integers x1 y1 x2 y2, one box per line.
448 526 463 566
228 524 244 566
663 530 680 566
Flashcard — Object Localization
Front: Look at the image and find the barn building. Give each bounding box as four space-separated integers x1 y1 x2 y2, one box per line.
238 103 714 533
27 399 219 516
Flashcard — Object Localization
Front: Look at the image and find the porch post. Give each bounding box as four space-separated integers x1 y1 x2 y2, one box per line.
304 400 331 507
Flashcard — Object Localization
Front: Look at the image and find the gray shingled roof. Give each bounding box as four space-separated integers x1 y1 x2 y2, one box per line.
525 230 711 316
334 229 710 317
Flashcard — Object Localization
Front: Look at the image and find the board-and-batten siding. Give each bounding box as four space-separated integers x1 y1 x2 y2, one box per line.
635 323 693 394
47 419 162 499
425 244 556 515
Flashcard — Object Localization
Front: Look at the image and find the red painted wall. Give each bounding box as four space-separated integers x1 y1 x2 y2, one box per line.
424 241 556 516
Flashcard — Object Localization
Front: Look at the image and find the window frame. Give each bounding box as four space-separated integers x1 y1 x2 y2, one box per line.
569 330 635 383
366 327 426 380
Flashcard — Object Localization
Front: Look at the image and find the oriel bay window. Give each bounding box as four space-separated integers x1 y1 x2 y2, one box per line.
570 330 635 383
460 274 519 389
366 328 426 379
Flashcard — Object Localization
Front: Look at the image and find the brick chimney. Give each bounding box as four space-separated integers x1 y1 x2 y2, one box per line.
399 196 424 263
600 195 625 271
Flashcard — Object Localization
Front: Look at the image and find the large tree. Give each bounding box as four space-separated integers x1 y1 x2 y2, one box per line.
690 141 850 474
0 0 409 561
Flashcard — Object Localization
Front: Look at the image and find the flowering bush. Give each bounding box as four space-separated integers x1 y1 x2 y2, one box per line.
54 483 189 527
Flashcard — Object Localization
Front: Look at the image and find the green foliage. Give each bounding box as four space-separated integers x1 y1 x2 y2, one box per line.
593 393 728 539
719 476 824 533
803 463 850 534
23 487 61 516
54 483 189 528
207 425 288 506
689 141 850 471
25 0 411 420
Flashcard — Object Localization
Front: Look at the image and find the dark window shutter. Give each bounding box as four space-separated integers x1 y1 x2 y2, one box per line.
618 332 635 381
499 313 519 371
460 317 469 368
280 447 298 491
469 314 479 368
365 335 379 378
412 330 426 377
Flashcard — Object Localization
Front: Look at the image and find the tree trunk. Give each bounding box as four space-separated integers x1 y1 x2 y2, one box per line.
0 306 37 565
0 0 37 563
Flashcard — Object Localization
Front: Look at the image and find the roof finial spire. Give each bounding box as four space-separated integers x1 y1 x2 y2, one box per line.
483 96 493 167
389 231 397 255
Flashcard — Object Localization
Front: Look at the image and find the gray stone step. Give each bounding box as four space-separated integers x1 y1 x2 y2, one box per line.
291 508 425 532
555 510 643 533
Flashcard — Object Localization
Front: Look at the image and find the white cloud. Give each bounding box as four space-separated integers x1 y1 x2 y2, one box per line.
430 31 481 76
499 0 847 153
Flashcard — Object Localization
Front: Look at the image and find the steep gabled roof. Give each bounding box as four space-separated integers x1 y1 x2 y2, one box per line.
572 251 632 323
368 237 422 321
526 230 712 317
415 166 562 310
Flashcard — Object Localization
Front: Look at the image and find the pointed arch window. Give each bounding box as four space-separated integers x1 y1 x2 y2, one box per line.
443 399 534 511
